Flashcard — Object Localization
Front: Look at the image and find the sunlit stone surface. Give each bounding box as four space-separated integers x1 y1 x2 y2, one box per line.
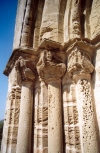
1 0 100 153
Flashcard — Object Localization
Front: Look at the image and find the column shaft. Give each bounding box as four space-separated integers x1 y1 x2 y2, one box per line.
16 83 33 153
48 80 63 153
76 78 99 153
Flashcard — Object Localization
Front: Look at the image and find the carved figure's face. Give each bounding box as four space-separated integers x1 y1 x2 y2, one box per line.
46 51 52 61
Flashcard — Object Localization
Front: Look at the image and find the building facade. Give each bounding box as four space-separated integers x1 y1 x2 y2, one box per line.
1 0 100 152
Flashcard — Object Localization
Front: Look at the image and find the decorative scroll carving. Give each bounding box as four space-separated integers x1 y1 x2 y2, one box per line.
15 56 35 84
67 48 94 77
36 50 66 82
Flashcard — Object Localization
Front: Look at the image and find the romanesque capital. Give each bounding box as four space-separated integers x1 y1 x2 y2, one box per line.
67 47 94 80
15 56 35 85
36 50 66 82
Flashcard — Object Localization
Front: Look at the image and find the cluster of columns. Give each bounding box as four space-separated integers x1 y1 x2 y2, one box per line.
14 49 67 153
15 46 99 153
2 42 100 153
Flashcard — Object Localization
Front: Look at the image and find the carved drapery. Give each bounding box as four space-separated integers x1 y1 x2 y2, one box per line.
37 49 66 153
67 46 99 153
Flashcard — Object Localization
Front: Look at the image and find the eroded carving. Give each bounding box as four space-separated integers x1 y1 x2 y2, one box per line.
67 48 94 77
65 126 81 151
15 56 35 84
36 50 66 82
72 0 81 38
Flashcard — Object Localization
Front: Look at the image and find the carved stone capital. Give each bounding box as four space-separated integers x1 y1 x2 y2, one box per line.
67 47 94 78
15 56 35 85
36 50 66 82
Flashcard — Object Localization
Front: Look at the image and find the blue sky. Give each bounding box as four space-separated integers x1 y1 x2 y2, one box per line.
0 0 17 120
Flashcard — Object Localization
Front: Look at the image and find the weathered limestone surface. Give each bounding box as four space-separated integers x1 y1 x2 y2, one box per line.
16 83 33 153
93 47 100 140
1 67 21 153
90 0 100 40
67 45 99 153
2 0 100 153
34 81 48 153
62 76 81 152
40 0 66 43
33 0 44 48
13 0 27 48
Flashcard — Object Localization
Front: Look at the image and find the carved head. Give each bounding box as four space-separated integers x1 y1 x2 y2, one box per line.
46 50 53 61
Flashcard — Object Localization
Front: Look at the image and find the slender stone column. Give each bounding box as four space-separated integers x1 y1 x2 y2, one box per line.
15 56 35 153
16 82 33 153
74 73 99 153
36 50 66 153
48 80 63 153
67 47 99 153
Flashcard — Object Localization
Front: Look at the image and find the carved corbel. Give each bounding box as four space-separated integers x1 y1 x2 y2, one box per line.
36 49 66 82
15 56 35 85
